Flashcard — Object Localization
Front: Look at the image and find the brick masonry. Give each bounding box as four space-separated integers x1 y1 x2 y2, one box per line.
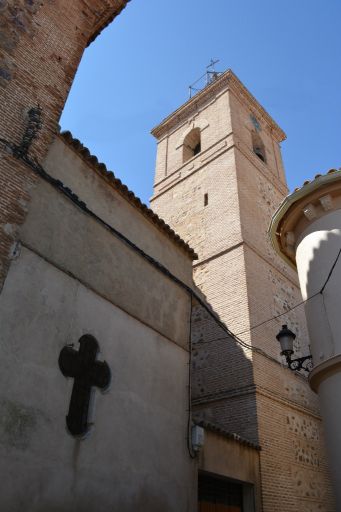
151 71 335 511
0 0 129 292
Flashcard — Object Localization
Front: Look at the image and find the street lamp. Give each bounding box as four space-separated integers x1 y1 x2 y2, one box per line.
276 324 313 373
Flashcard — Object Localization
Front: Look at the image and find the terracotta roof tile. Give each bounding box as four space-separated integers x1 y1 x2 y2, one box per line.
292 168 340 194
269 167 341 269
59 131 198 260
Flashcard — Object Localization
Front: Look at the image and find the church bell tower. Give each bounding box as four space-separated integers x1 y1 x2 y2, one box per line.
150 70 334 512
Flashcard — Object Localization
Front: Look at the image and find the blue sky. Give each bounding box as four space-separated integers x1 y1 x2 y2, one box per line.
61 0 341 205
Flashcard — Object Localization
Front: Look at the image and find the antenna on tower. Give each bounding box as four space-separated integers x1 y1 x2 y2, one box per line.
189 59 222 98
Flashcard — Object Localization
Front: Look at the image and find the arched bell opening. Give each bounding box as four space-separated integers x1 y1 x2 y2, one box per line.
252 131 266 163
183 128 201 163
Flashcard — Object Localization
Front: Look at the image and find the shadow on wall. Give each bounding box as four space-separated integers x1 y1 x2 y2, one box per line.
305 229 341 363
33 488 174 512
191 300 258 444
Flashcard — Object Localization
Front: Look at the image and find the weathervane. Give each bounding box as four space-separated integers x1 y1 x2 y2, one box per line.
189 59 222 98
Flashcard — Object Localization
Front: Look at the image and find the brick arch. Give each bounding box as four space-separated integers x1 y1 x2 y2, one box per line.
251 130 266 163
176 119 209 150
183 127 201 162
87 0 131 47
0 0 130 291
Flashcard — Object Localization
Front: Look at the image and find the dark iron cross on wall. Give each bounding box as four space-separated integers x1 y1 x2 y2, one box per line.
58 335 111 437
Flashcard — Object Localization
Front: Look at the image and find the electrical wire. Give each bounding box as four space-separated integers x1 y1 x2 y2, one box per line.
192 247 341 352
187 295 196 459
320 247 341 294
234 293 319 336
1 132 340 366
3 126 341 463
237 246 341 338
0 133 270 361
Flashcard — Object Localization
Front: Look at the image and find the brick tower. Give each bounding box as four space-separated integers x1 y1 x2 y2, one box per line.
151 70 334 511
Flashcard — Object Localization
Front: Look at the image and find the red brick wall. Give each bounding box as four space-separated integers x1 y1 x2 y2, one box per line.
0 0 129 290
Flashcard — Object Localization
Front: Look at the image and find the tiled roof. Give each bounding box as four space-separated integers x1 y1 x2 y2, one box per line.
269 167 341 268
196 420 261 451
59 131 198 260
293 168 340 192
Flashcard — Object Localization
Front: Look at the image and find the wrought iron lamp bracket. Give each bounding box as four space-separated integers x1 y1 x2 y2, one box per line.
284 354 313 373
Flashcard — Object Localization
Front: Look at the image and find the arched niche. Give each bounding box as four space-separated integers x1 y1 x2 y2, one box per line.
183 127 201 163
252 131 266 163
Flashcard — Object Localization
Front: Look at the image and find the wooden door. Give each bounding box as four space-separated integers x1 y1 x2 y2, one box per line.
198 473 243 512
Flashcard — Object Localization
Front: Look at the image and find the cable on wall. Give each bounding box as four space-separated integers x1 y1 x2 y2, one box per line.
2 114 341 461
193 247 341 350
2 117 340 370
187 295 196 458
0 133 308 368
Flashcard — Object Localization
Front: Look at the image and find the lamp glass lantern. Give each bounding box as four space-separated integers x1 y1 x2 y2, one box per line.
276 324 296 357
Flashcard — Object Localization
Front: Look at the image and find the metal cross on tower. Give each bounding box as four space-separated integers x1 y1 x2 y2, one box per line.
58 334 111 437
206 58 220 84
189 59 222 98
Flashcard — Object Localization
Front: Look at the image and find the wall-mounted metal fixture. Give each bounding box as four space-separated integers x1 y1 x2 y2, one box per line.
191 425 205 453
276 324 313 373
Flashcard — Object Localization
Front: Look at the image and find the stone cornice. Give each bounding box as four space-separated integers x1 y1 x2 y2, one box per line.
269 169 341 269
151 69 286 142
151 134 234 201
152 132 233 190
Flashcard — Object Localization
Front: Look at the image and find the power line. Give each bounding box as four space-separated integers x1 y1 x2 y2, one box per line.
1 126 340 368
234 293 319 336
193 247 341 350
4 115 339 465
0 131 274 363
235 247 341 337
320 247 341 293
186 296 196 459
